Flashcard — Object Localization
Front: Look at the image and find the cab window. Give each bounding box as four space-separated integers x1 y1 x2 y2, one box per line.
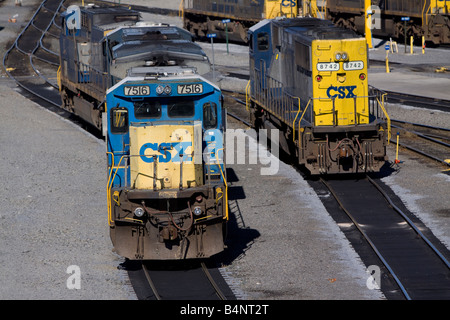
110 107 128 134
295 41 311 72
257 32 269 51
203 102 217 129
168 100 195 118
134 101 161 119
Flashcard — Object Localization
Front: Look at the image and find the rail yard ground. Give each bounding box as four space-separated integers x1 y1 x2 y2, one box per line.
0 0 449 301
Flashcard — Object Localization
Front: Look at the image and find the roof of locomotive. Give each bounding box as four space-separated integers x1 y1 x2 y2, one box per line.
272 17 361 41
111 40 208 62
107 25 208 63
81 5 140 18
80 5 141 29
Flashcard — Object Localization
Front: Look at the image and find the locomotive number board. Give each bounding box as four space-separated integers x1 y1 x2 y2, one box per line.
343 61 364 71
316 62 339 71
177 83 203 94
124 85 150 96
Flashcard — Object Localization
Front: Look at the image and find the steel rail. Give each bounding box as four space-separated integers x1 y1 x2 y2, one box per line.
28 0 64 88
320 177 412 300
391 125 450 148
392 140 449 165
391 119 450 133
141 262 162 300
222 92 252 127
2 0 64 102
385 91 450 112
367 176 450 270
201 262 227 300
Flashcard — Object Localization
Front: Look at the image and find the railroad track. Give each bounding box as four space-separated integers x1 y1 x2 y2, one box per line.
125 260 235 300
226 89 450 299
3 0 239 301
3 0 64 107
391 119 450 168
385 91 450 113
316 175 450 300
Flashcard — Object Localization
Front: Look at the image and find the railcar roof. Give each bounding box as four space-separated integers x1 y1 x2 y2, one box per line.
273 17 360 41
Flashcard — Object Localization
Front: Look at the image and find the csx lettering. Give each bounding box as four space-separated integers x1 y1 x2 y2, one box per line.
281 0 296 7
139 142 192 163
326 85 357 99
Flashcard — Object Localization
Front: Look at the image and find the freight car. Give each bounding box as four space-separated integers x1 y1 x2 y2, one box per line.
247 17 390 174
181 0 299 42
58 6 227 260
326 0 450 45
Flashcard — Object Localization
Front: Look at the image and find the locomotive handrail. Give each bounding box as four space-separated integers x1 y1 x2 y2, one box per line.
245 80 251 111
422 0 438 26
107 149 229 223
252 67 391 143
106 153 128 226
292 97 309 143
377 93 391 143
179 0 184 18
251 66 302 127
214 149 228 221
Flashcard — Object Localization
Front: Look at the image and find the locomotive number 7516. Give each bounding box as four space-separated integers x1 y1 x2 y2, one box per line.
177 83 203 94
124 85 150 96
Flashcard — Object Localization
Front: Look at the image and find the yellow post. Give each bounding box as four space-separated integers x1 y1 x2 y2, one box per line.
422 36 425 54
385 47 390 73
410 36 414 54
365 0 373 49
395 132 400 164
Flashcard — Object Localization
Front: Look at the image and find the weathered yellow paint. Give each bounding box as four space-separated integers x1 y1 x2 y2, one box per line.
130 124 203 190
312 38 369 126
265 0 298 19
433 0 448 13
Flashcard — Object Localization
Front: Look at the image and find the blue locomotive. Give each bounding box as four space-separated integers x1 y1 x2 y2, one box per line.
58 5 227 260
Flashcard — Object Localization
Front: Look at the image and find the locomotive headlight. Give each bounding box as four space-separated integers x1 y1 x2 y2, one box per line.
134 207 145 218
156 85 164 95
193 206 203 216
335 53 342 61
164 85 172 95
341 52 348 60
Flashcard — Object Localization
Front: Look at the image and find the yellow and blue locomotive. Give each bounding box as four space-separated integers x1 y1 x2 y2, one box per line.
247 17 390 174
327 0 450 45
181 0 299 42
58 6 227 260
106 68 227 260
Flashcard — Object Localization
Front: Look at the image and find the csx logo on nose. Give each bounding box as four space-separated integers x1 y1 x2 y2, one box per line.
326 86 357 99
140 142 192 163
